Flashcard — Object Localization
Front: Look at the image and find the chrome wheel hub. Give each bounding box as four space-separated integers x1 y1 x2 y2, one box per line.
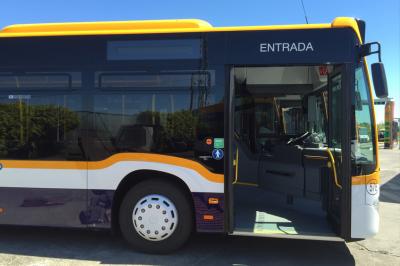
132 194 178 241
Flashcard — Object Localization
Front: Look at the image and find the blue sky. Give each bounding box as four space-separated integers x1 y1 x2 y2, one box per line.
0 0 399 121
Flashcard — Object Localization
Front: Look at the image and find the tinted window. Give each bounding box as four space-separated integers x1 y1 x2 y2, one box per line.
88 70 224 173
0 93 84 160
330 74 342 149
0 35 224 174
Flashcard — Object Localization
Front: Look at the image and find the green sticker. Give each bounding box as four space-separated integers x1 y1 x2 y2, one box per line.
214 138 224 149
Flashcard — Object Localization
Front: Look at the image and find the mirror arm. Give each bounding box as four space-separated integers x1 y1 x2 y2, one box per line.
359 42 382 62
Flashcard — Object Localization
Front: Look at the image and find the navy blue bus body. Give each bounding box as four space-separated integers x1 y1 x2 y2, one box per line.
0 27 358 231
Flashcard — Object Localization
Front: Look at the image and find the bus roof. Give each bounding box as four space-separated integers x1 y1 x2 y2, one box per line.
0 17 362 41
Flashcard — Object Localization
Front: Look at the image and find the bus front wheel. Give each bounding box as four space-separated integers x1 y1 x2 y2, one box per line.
119 179 193 253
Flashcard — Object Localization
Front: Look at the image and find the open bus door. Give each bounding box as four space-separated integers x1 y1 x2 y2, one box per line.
226 65 352 240
326 65 353 239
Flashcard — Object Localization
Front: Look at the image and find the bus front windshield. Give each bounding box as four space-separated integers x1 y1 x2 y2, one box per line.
352 65 377 175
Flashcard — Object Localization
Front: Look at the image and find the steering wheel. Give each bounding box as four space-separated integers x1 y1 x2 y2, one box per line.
286 131 311 145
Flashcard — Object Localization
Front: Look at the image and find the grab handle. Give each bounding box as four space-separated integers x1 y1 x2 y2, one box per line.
233 147 239 184
326 148 343 190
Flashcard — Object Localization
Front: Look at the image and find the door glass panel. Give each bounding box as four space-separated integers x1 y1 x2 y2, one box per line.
327 69 344 224
330 74 342 149
352 66 376 175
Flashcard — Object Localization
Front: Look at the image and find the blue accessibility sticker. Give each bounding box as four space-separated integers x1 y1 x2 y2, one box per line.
212 149 224 160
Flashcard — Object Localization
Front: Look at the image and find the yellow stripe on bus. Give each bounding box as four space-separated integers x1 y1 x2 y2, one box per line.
0 17 360 39
352 171 380 185
0 153 224 183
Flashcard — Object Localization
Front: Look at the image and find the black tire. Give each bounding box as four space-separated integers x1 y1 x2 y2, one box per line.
119 179 193 253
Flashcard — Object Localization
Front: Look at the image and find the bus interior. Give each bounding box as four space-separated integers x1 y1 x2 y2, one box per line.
232 65 343 239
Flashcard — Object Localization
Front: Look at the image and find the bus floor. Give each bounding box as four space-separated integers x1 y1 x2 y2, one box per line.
233 185 337 238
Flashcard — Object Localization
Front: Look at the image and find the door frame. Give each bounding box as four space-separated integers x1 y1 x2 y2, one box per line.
223 63 354 237
224 66 235 233
326 63 353 240
339 63 354 240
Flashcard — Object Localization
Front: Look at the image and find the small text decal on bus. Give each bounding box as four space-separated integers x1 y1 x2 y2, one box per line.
259 42 314 53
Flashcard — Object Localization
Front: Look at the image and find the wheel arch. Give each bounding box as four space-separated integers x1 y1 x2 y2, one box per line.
111 169 195 234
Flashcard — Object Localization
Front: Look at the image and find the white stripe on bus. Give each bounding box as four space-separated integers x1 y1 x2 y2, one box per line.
0 161 224 193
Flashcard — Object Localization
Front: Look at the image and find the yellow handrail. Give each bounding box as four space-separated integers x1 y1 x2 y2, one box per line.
233 147 239 184
326 148 343 189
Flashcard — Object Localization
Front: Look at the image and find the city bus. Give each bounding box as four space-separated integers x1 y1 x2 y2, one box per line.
0 17 388 253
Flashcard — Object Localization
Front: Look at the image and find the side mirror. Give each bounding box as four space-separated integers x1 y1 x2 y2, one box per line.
371 62 388 98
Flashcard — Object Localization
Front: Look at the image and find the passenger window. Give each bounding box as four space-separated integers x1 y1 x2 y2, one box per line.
305 93 327 144
282 106 303 135
0 94 83 160
89 70 223 163
91 91 198 160
254 101 279 148
0 70 83 160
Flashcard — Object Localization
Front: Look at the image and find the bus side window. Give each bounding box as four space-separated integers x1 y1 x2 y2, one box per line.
0 72 84 161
